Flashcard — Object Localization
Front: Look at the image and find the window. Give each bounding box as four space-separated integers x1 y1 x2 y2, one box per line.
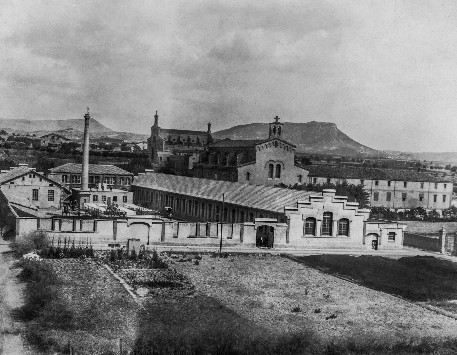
49 184 53 187
327 178 331 184
435 183 438 189
47 190 54 201
123 196 127 203
386 192 391 201
298 175 302 183
388 232 396 242
419 194 424 202
374 192 379 201
403 181 407 188
360 179 365 185
22 176 25 181
402 193 407 201
32 189 38 201
113 196 118 202
322 212 333 236
444 184 447 189
387 181 391 187
433 195 437 203
420 182 424 189
71 175 81 184
375 180 379 186
338 219 349 236
93 195 98 202
304 217 316 236
275 164 281 178
62 175 68 183
246 172 251 181
268 164 274 179
102 196 107 203
443 195 447 203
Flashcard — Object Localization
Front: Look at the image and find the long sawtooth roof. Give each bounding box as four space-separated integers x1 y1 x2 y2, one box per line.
133 173 314 213
49 163 133 176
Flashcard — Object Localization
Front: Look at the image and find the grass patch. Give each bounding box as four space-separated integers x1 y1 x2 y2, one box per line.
293 255 457 302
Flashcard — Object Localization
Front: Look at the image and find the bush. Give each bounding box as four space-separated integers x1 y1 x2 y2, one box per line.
12 231 50 256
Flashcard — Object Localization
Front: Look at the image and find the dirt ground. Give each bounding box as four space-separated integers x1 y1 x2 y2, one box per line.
170 253 457 344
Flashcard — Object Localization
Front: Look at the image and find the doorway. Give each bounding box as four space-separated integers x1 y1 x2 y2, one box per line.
256 225 275 248
366 233 380 250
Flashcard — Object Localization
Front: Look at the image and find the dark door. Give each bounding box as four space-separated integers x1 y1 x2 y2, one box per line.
372 239 378 250
256 225 275 248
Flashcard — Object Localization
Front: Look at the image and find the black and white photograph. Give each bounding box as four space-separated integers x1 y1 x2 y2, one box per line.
1 1 457 354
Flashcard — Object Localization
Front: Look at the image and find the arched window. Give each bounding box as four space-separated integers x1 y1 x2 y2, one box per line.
338 218 349 236
275 164 281 178
322 212 333 236
304 217 316 236
278 127 281 135
268 164 274 178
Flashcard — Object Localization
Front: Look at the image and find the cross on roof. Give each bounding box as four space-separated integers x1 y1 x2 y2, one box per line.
274 115 280 123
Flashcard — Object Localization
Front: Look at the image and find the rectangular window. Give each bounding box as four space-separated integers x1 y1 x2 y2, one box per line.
102 196 107 203
387 181 391 187
47 190 54 201
298 175 302 183
402 193 407 201
93 195 98 202
327 178 331 184
360 179 364 185
388 232 396 242
322 212 333 236
444 184 447 189
420 182 424 189
22 176 25 181
403 181 407 188
304 218 316 235
419 194 424 202
443 195 447 203
435 183 438 189
373 192 379 201
386 192 391 201
375 180 379 186
113 196 118 202
61 175 68 183
123 196 127 203
89 176 94 184
433 195 437 203
32 189 38 201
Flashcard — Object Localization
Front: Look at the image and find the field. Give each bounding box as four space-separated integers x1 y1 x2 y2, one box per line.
15 252 457 354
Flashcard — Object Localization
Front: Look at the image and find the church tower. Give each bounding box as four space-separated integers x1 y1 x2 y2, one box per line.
269 115 283 139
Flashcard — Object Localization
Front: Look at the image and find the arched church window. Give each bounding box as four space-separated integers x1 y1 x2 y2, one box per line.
278 127 281 135
268 164 274 179
272 126 276 135
275 164 281 178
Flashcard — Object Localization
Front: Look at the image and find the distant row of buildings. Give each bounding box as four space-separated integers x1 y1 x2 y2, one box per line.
147 112 453 211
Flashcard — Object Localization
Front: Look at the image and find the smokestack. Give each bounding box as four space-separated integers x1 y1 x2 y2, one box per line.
82 107 90 191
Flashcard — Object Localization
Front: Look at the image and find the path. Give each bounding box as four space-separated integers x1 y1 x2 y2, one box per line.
0 242 32 355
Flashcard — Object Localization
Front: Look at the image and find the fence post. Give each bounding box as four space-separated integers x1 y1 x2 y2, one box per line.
440 227 447 254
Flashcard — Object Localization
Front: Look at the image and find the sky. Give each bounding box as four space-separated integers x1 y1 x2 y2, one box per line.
1 0 457 152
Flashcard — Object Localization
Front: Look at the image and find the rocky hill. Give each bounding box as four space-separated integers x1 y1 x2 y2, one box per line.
0 118 148 142
213 121 385 157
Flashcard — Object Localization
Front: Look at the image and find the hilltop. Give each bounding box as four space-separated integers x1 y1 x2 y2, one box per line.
213 121 385 157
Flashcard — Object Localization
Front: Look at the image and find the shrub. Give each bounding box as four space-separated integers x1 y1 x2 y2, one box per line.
12 231 50 256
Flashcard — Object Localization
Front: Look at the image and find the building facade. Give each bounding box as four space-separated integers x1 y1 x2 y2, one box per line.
306 165 453 210
194 116 309 185
40 133 69 150
0 164 69 211
48 163 133 190
147 111 212 168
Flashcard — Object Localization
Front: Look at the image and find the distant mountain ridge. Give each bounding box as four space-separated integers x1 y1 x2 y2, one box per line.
0 118 148 142
213 121 386 157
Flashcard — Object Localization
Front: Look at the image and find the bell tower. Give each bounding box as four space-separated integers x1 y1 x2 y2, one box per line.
269 115 283 139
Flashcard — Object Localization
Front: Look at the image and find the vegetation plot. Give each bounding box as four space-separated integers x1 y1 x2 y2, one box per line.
295 255 457 304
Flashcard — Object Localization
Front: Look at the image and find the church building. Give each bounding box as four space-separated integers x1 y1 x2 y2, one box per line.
194 116 309 186
147 111 212 170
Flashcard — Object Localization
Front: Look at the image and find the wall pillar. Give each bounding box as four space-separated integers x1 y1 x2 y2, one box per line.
440 227 447 254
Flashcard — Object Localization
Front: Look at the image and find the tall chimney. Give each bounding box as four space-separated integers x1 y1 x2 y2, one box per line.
82 107 90 191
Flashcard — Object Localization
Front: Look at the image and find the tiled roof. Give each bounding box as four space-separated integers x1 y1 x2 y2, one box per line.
159 129 210 136
210 139 259 148
49 163 133 176
305 165 451 183
0 166 31 184
255 137 297 148
133 173 314 213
